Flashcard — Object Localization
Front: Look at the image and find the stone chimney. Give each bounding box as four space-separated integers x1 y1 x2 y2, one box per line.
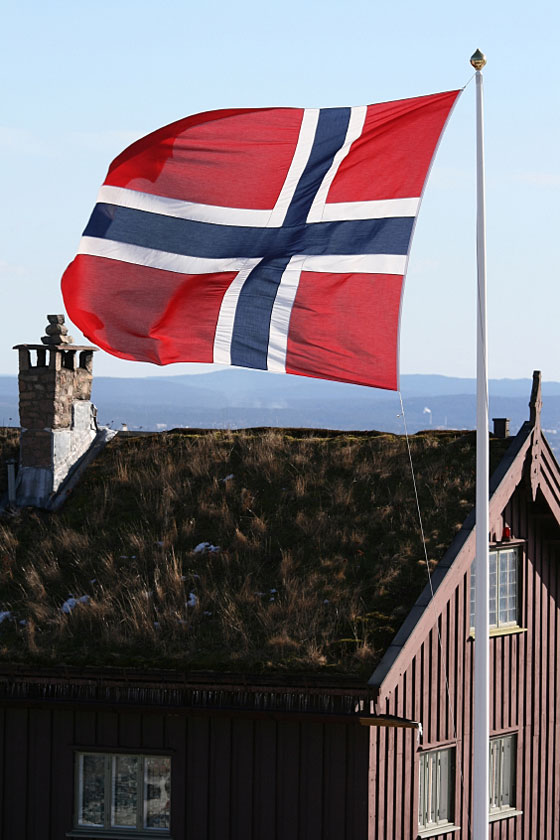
13 315 99 507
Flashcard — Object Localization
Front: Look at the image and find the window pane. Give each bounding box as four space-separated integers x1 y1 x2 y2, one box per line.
144 756 171 829
112 755 139 828
438 750 449 822
429 753 437 823
489 740 498 809
489 735 516 812
419 755 426 826
508 553 518 623
501 737 513 807
499 590 509 624
418 748 454 829
470 567 476 630
79 754 105 827
471 549 520 630
489 553 497 626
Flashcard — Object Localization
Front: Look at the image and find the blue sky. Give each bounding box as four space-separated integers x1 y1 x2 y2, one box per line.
2 0 559 384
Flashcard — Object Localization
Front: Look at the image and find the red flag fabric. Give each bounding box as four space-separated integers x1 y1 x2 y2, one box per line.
62 91 460 390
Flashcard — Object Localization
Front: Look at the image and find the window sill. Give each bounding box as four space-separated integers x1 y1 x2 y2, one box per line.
469 627 527 640
489 808 523 823
67 831 172 840
418 824 460 838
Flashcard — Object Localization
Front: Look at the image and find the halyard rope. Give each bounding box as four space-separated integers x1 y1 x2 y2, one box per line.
398 392 470 832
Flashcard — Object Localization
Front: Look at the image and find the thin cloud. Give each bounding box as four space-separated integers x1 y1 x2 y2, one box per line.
0 126 141 158
512 170 560 187
0 259 30 279
69 129 141 154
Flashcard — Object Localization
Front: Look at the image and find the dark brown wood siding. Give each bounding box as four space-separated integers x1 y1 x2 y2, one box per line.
0 704 369 840
370 479 560 839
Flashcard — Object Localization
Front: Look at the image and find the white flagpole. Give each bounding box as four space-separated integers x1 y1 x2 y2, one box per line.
471 48 489 840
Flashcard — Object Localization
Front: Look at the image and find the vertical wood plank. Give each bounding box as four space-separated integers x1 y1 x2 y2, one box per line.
208 716 231 840
510 629 518 730
253 719 277 840
0 707 5 838
74 709 96 746
96 710 118 747
437 611 446 744
345 723 368 840
430 627 438 745
546 715 554 840
27 709 52 840
411 726 420 840
503 634 511 729
542 540 552 840
553 551 560 840
186 716 210 839
401 723 413 839
412 656 419 724
493 635 501 732
521 506 532 830
379 723 387 840
142 712 164 749
118 711 142 748
396 677 406 838
3 708 29 839
50 709 75 838
299 721 323 840
276 721 300 840
530 519 541 838
463 572 473 839
447 593 456 743
404 660 417 838
393 726 403 840
368 725 377 840
230 718 254 840
421 639 429 745
322 723 346 840
166 714 186 840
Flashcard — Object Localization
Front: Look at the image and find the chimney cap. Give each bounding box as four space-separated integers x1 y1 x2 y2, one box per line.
12 315 96 352
41 313 73 345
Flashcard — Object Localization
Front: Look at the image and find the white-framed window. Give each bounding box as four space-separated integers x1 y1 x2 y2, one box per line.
75 752 171 833
489 735 516 814
470 545 520 630
418 747 455 832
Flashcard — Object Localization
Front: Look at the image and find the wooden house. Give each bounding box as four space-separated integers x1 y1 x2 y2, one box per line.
0 350 558 839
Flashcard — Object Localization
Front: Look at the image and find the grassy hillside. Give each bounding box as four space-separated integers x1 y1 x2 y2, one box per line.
0 428 509 678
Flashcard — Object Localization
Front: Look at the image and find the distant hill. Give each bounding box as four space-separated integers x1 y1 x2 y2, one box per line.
1 371 559 450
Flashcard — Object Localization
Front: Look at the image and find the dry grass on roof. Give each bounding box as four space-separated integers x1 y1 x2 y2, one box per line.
0 428 510 678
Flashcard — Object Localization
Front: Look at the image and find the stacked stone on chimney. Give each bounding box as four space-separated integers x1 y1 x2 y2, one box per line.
13 316 99 507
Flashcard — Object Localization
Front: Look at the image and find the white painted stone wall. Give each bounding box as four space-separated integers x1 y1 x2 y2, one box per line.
52 401 97 492
17 465 54 505
16 401 98 507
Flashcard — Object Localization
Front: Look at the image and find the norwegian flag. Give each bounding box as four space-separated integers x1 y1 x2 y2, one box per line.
62 90 460 390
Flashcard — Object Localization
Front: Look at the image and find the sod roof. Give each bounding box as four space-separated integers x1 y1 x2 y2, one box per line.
0 427 511 679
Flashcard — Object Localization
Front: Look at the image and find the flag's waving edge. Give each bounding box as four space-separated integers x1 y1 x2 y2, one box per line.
62 90 461 391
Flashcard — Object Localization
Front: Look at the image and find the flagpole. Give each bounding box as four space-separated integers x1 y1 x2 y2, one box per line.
471 48 489 840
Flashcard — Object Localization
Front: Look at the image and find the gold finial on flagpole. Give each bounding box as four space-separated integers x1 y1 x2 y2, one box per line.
470 49 487 70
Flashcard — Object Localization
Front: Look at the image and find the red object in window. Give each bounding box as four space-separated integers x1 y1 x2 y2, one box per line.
502 525 511 541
